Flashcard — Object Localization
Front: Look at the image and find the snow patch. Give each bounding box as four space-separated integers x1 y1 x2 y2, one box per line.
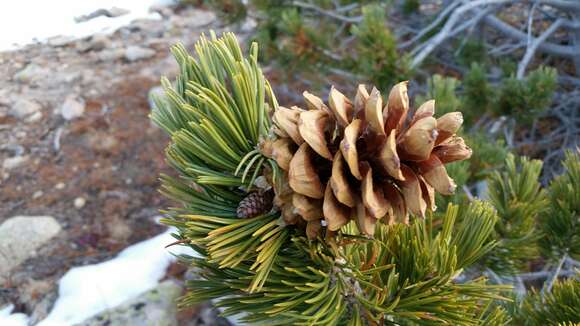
0 0 177 51
0 305 29 326
1 227 195 326
37 229 193 325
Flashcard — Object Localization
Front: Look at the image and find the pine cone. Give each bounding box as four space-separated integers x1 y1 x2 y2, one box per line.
237 190 275 218
262 82 472 238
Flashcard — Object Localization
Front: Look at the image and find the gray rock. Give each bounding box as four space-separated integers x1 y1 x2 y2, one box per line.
10 99 41 118
76 280 182 326
79 34 111 52
149 3 175 17
124 46 156 62
47 35 75 47
185 9 216 28
130 19 165 37
0 216 61 278
60 96 85 120
58 71 82 84
2 155 29 170
25 111 43 123
97 48 125 62
13 63 48 83
75 7 130 23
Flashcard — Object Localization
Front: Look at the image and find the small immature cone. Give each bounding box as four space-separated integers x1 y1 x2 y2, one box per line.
289 143 324 198
236 190 275 218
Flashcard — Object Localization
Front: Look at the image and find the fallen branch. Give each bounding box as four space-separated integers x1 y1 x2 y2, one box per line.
484 15 578 58
399 0 462 49
411 0 514 68
517 18 564 78
293 1 362 23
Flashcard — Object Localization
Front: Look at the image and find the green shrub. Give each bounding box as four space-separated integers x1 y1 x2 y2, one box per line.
510 278 580 325
351 4 411 89
462 63 494 124
402 0 420 15
482 154 547 274
497 66 557 125
417 74 461 116
463 132 509 181
540 150 580 261
457 40 487 67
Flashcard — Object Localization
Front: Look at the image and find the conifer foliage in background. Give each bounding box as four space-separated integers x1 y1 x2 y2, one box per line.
202 0 411 90
151 32 515 325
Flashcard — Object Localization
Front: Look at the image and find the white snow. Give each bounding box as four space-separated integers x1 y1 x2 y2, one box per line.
0 305 29 326
1 228 195 326
0 0 176 51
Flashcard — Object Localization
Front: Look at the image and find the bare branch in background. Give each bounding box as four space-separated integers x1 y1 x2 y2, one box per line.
483 15 578 58
517 19 563 78
410 0 514 68
292 1 362 23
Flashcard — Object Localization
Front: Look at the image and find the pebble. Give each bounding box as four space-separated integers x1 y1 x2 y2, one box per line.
10 99 41 118
2 155 29 170
60 96 85 120
124 46 156 62
79 34 111 52
74 197 86 209
97 48 125 62
25 111 43 123
55 182 65 190
47 35 75 47
33 190 44 199
0 216 61 277
13 63 48 84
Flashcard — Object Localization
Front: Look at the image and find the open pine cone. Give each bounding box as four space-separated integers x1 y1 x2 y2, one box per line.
261 81 472 238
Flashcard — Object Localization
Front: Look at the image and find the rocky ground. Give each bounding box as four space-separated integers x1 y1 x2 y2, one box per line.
0 4 248 325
